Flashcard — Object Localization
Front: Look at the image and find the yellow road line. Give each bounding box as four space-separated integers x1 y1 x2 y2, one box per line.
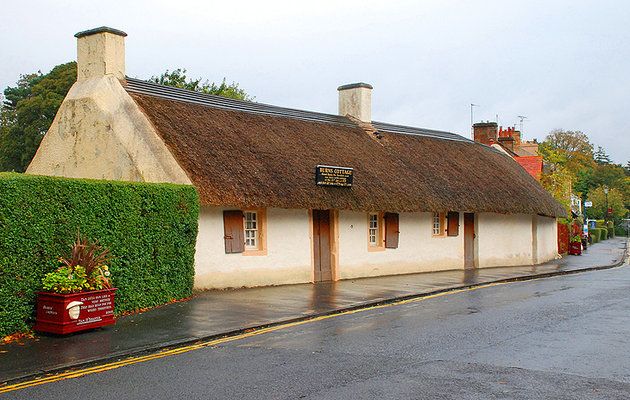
0 280 517 394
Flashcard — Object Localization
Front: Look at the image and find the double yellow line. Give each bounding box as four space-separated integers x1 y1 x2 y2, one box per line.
0 282 506 394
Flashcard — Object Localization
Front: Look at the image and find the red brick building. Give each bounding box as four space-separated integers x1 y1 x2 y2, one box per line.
473 122 543 181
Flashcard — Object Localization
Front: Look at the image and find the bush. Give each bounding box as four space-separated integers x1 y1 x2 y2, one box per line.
0 173 199 337
590 229 601 243
615 226 627 237
596 220 606 229
600 228 608 240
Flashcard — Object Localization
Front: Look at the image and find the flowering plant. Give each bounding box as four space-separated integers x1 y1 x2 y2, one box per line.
570 235 582 243
42 234 113 294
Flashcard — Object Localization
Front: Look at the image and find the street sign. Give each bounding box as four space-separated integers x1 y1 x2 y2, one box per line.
584 201 592 207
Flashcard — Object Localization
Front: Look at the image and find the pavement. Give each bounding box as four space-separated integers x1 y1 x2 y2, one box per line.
0 237 627 385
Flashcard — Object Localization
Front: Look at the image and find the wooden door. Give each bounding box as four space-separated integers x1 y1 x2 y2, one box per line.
464 213 476 269
312 210 333 282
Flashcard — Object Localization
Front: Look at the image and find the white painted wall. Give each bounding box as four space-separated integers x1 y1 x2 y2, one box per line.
195 208 559 289
26 75 191 185
337 211 464 279
194 206 312 289
477 213 534 267
535 216 558 262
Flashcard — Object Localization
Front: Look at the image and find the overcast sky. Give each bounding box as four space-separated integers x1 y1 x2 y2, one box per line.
1 0 628 163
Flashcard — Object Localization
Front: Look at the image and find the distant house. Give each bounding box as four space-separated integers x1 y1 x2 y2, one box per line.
27 27 566 289
473 122 543 180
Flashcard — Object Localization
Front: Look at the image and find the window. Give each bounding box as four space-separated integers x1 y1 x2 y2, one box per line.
369 213 379 246
223 209 266 255
244 211 258 249
432 212 445 236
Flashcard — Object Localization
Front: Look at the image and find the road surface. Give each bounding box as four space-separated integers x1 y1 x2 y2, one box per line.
3 263 630 399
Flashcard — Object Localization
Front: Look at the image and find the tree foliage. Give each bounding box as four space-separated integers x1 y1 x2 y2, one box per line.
0 62 77 172
539 129 628 221
150 68 253 101
586 186 625 220
539 129 595 176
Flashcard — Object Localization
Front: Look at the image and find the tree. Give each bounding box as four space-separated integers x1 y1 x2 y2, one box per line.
587 186 627 220
0 62 76 172
593 145 612 165
150 69 253 101
591 163 626 189
539 129 595 176
540 164 573 213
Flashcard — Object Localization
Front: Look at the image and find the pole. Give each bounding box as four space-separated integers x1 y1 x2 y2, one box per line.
470 104 479 139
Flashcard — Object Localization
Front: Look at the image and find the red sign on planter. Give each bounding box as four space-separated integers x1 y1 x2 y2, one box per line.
34 288 117 335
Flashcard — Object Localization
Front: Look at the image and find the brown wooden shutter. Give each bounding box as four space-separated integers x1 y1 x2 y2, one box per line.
384 212 400 249
447 212 459 237
223 210 244 253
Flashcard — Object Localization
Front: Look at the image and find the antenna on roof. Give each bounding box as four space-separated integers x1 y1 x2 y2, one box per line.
470 103 480 139
517 115 527 133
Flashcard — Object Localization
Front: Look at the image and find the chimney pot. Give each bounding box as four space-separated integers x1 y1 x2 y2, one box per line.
338 82 373 122
75 26 127 81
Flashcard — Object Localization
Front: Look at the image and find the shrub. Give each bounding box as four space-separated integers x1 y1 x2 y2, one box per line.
0 173 199 337
590 229 601 243
596 220 606 229
600 228 608 240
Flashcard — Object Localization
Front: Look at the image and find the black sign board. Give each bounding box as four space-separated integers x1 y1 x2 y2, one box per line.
315 165 353 187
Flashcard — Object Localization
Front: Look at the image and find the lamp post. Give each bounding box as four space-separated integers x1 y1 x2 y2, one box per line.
604 186 609 221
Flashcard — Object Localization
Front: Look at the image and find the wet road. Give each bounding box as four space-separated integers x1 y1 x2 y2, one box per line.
4 263 630 399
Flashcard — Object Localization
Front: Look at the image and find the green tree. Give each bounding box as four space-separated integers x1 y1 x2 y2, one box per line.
587 186 626 220
591 163 626 189
539 129 595 176
0 62 76 172
593 145 612 165
539 163 573 214
150 69 253 101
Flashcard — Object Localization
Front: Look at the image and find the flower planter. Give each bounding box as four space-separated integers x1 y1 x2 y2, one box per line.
568 241 582 256
34 288 117 335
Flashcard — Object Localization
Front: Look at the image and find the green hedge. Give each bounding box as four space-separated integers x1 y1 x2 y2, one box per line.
600 227 608 240
590 228 601 243
0 173 199 336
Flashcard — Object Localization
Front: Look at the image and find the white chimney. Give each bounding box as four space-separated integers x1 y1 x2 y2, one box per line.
337 83 373 122
75 27 127 81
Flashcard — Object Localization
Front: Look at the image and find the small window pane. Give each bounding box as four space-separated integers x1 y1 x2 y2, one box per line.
433 213 441 236
244 211 258 249
369 214 378 246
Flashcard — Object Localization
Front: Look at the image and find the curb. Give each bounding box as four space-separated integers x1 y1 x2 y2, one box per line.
2 242 628 387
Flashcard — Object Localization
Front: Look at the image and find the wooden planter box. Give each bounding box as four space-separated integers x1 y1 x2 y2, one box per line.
34 288 117 335
568 241 582 256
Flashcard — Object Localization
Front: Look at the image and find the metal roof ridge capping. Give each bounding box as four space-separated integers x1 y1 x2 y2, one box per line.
124 77 468 142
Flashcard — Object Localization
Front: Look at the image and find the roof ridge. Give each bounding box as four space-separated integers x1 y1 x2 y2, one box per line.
125 77 470 142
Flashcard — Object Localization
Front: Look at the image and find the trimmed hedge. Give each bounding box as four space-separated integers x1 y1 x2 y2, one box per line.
0 173 199 336
600 227 608 240
590 228 601 243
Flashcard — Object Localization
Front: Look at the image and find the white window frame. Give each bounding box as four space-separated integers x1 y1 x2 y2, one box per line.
369 213 379 246
244 211 259 250
432 212 443 236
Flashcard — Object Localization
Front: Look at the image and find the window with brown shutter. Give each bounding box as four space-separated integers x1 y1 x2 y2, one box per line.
384 212 400 249
223 210 245 253
447 211 460 237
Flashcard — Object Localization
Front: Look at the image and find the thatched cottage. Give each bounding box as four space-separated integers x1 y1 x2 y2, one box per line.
27 27 566 289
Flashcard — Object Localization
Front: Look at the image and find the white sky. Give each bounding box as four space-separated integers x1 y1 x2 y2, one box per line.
1 0 628 163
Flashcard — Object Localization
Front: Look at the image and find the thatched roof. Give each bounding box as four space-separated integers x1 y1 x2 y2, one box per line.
125 79 565 217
